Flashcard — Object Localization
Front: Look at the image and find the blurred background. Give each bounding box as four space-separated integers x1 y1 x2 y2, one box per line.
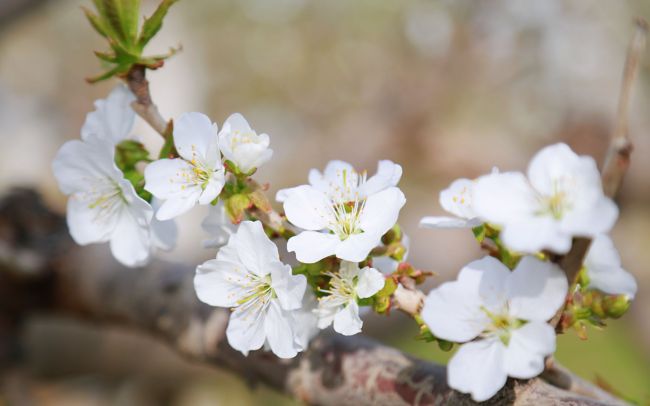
1 0 649 404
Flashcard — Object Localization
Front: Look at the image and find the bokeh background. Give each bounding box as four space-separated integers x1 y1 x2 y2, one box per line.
1 0 649 404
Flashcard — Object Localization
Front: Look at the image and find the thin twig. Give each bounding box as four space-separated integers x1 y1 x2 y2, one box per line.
125 65 169 137
550 19 647 328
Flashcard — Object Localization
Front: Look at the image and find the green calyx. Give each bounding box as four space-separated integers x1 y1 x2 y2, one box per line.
115 140 151 202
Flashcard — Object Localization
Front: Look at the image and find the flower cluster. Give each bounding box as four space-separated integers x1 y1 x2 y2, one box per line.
54 85 636 398
419 143 637 401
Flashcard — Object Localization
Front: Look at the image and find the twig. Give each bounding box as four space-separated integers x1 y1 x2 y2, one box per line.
550 19 647 328
125 65 169 137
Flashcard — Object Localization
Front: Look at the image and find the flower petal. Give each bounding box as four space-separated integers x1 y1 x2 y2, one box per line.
507 256 568 321
358 160 402 197
233 221 280 276
358 187 406 235
271 261 307 310
144 158 203 200
504 321 555 379
264 299 299 358
174 112 219 163
197 170 226 204
447 339 508 402
287 231 340 264
66 195 115 245
194 259 250 307
283 185 333 231
52 139 121 195
499 217 572 254
334 232 379 263
472 171 538 226
439 178 476 219
226 305 266 356
586 236 637 298
356 267 385 299
109 206 153 267
81 84 136 144
333 301 363 336
419 216 480 229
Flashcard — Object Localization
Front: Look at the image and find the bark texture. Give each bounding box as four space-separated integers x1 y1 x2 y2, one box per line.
0 189 624 406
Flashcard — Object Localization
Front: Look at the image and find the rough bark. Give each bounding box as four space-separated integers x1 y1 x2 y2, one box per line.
0 189 625 406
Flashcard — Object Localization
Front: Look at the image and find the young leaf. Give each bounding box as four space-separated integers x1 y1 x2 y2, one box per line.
138 0 179 49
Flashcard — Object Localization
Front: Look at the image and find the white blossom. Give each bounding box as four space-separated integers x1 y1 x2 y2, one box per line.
81 84 136 144
472 143 618 254
276 159 402 203
52 138 161 267
218 113 273 173
201 201 236 248
422 256 568 402
281 160 406 263
584 235 637 299
194 221 307 358
316 261 385 336
420 178 483 229
144 112 226 220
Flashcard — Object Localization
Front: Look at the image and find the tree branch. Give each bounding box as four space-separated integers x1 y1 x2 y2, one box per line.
125 65 169 137
0 189 625 405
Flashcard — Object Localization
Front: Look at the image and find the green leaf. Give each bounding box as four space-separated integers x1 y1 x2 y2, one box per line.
115 140 150 171
86 65 124 83
82 6 110 38
138 0 179 49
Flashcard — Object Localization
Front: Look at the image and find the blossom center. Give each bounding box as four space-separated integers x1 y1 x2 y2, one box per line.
84 178 126 223
536 181 572 220
319 271 356 302
236 273 274 311
330 199 365 240
230 130 258 150
480 306 524 346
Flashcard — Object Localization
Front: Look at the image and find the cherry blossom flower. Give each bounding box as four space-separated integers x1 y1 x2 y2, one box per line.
218 113 273 173
421 256 568 402
276 159 402 203
281 161 406 263
144 112 226 220
584 235 637 299
420 178 483 229
201 201 236 248
81 84 136 144
53 138 161 267
316 261 385 336
472 143 618 254
194 221 307 358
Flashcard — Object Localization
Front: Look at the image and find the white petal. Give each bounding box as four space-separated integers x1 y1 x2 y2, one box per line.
270 261 307 310
507 256 568 321
194 258 252 307
144 158 201 200
448 339 507 402
287 231 340 263
419 216 480 229
52 139 121 195
439 178 477 219
283 185 333 231
333 301 363 336
264 300 299 358
527 143 593 196
499 216 572 254
109 206 153 267
358 187 406 234
66 195 115 245
372 256 398 274
356 267 385 298
358 160 403 197
233 221 279 276
81 85 136 144
586 236 636 298
560 197 618 237
173 112 219 162
150 199 177 251
226 305 266 356
201 202 235 248
275 186 298 203
334 232 380 262
155 194 202 221
291 291 320 351
504 321 555 379
472 171 538 225
221 112 252 133
197 170 226 205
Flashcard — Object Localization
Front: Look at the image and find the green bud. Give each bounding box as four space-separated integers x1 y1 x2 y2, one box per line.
249 190 272 213
115 140 150 171
437 339 454 352
603 294 631 318
225 194 251 223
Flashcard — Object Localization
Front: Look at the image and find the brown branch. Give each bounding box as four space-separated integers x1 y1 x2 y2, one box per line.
0 189 623 406
550 20 647 329
125 65 169 137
